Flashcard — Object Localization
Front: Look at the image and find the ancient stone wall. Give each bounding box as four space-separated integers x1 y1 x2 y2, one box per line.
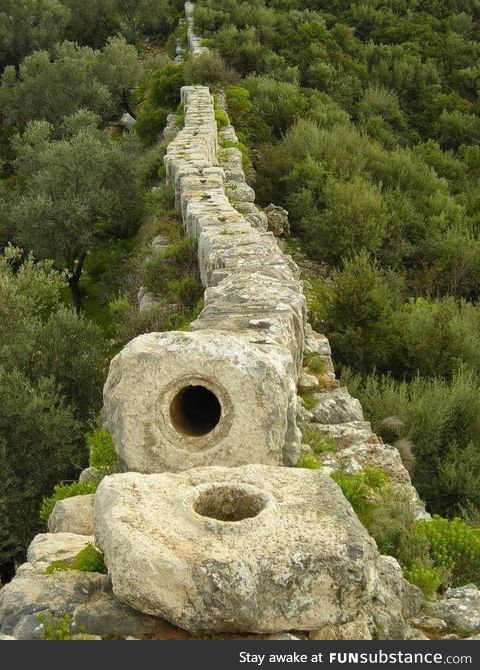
0 2 451 642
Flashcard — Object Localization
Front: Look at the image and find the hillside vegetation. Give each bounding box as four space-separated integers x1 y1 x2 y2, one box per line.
191 0 480 520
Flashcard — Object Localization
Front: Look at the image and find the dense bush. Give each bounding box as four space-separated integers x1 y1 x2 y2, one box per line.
184 51 237 87
343 368 480 516
331 466 480 596
0 249 106 576
143 237 200 298
87 428 119 470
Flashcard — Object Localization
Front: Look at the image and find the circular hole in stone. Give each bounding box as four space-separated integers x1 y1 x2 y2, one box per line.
194 485 267 522
170 385 221 437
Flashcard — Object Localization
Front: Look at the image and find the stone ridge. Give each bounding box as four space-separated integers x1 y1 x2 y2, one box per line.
165 87 307 372
185 1 208 56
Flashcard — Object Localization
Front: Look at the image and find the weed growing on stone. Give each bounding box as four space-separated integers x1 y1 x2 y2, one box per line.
296 453 322 470
300 425 338 454
45 544 107 575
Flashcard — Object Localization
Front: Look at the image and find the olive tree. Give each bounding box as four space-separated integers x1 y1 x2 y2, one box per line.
0 0 70 68
10 113 142 312
0 248 106 581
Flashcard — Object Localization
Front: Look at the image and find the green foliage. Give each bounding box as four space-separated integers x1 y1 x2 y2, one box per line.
317 252 404 374
298 390 318 411
40 481 98 522
0 249 105 566
135 106 170 146
214 108 229 129
184 52 237 87
143 237 200 298
300 425 337 455
37 613 75 640
0 0 70 69
9 114 142 312
296 453 322 470
115 0 184 42
331 467 390 525
44 543 107 575
411 516 480 588
62 0 119 48
0 38 144 134
87 428 119 470
403 563 445 599
149 63 185 109
345 368 480 516
304 353 325 375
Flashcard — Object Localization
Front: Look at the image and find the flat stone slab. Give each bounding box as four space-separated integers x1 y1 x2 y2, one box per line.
94 465 379 633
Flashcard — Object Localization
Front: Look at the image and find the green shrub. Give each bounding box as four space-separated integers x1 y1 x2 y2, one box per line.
304 353 325 374
403 563 445 599
135 144 166 187
296 453 322 470
184 52 237 87
225 86 253 124
166 276 203 311
45 543 107 575
37 613 75 640
331 467 390 525
135 106 169 147
411 516 480 588
298 389 318 411
214 108 229 129
143 237 199 297
345 368 480 516
300 425 337 455
71 544 107 573
40 481 98 521
87 428 119 470
149 64 185 108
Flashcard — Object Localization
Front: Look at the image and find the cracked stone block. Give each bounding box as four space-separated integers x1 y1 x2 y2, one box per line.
94 465 379 633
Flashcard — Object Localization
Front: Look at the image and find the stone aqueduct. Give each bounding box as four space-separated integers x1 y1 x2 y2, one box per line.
0 2 431 640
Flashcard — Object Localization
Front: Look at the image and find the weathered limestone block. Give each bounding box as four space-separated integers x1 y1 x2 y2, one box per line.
362 556 423 640
192 272 306 368
27 533 94 569
71 588 188 639
265 204 290 237
310 614 372 640
298 371 320 391
427 585 480 633
185 1 208 56
79 466 101 482
319 442 413 485
304 325 331 356
0 634 16 640
104 330 299 473
48 495 94 536
119 112 136 131
310 387 364 424
240 202 268 231
94 465 379 633
305 420 374 446
0 569 108 639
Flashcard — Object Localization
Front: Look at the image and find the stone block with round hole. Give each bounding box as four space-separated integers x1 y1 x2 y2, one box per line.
93 465 379 633
103 330 297 473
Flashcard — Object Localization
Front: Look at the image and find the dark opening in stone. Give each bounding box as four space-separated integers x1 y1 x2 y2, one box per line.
194 485 267 522
170 385 221 437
